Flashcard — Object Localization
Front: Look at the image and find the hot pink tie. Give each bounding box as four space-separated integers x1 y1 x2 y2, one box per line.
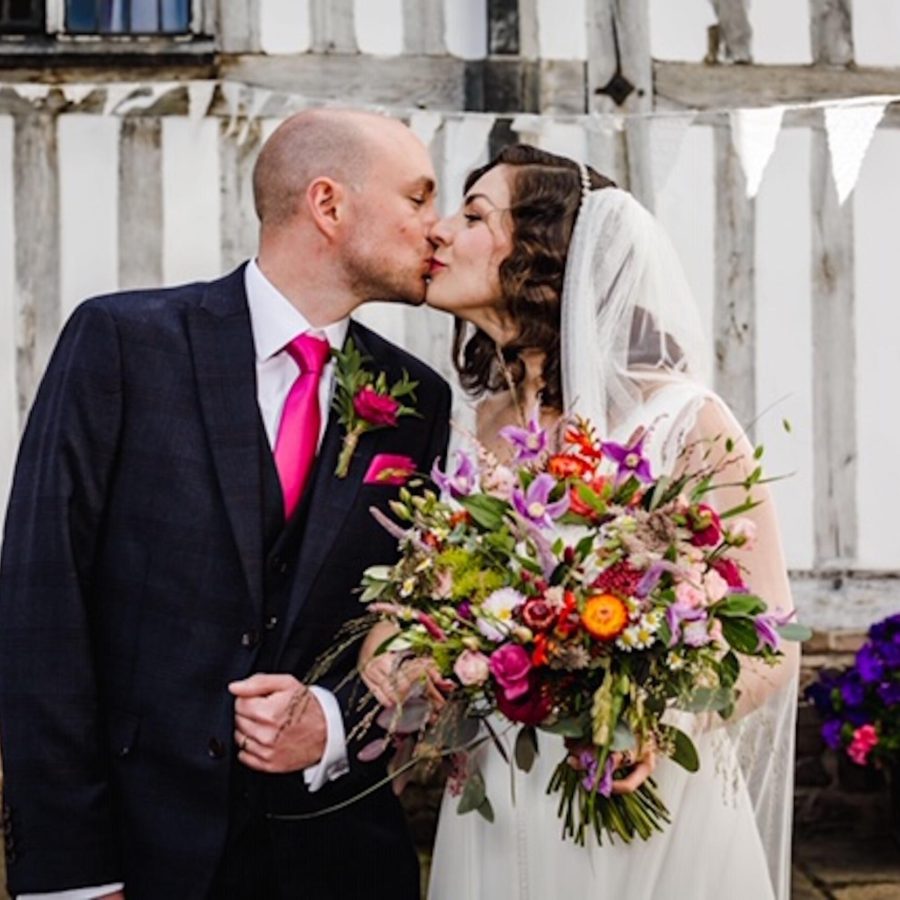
274 332 331 519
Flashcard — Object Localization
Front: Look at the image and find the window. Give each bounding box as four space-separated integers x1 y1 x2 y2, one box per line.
0 0 197 36
66 0 191 35
0 0 44 34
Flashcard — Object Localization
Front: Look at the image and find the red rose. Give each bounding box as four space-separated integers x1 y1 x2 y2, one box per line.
522 598 557 631
690 503 722 547
353 386 400 427
712 557 745 590
496 672 552 725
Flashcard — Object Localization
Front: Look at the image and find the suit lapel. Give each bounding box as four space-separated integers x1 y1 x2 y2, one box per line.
188 265 265 613
272 321 380 664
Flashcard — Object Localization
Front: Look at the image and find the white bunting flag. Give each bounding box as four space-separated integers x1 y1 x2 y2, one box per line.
409 110 443 150
187 81 217 122
824 100 887 205
62 84 95 107
729 106 785 198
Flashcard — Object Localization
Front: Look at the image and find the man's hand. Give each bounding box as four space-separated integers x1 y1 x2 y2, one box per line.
99 892 125 900
228 673 326 773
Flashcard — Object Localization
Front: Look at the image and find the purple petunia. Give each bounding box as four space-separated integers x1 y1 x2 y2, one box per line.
499 411 548 463
840 675 865 709
877 680 900 706
856 642 885 684
512 473 570 529
821 719 844 750
431 451 477 499
601 433 653 486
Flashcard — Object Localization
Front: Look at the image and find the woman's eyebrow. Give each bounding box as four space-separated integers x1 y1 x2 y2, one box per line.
463 192 499 208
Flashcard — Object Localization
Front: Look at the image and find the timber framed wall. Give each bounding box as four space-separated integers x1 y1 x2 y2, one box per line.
1 0 898 630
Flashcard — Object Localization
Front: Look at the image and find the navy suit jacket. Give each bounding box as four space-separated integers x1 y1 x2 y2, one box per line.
0 265 451 897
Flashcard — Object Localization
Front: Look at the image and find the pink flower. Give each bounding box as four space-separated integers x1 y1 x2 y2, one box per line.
703 569 729 603
728 517 757 549
454 650 490 686
712 557 745 590
847 723 878 766
353 386 400 427
489 643 532 701
675 580 706 609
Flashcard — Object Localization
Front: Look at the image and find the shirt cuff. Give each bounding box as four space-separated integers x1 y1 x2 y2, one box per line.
303 686 349 792
19 884 124 900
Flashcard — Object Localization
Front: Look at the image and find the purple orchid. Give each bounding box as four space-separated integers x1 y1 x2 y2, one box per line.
512 473 570 529
601 433 653 486
431 451 477 498
666 600 707 647
500 411 547 462
754 608 795 652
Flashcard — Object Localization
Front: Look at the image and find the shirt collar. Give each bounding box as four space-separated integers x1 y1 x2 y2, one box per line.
244 258 349 362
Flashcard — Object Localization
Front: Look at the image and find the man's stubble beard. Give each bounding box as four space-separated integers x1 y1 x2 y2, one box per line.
344 242 428 308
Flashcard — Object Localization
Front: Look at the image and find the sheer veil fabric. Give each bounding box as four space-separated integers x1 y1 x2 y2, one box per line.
429 189 798 899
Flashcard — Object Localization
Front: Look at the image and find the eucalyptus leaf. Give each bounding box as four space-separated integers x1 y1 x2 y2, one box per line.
514 726 539 773
476 796 495 823
457 770 487 815
777 622 812 643
611 721 637 753
540 716 589 739
667 726 700 773
678 686 733 714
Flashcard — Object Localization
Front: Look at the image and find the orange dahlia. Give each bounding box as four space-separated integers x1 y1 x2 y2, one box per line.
581 593 629 641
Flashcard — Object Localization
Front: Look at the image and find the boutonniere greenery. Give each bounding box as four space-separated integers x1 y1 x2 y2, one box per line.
331 339 419 478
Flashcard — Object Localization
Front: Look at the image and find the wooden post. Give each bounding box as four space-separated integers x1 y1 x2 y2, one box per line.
708 0 753 63
218 0 261 54
118 117 163 291
309 0 357 54
713 124 756 434
402 0 445 55
586 0 653 205
219 120 261 273
13 113 60 422
810 0 857 568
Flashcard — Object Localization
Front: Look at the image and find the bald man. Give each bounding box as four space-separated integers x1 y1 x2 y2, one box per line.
0 110 450 899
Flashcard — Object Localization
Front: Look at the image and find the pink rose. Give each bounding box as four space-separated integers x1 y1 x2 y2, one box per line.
521 598 556 631
353 386 400 427
690 503 722 547
847 723 878 766
453 650 490 686
489 643 532 701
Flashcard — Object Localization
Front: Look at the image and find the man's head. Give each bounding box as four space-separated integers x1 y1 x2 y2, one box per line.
253 109 438 316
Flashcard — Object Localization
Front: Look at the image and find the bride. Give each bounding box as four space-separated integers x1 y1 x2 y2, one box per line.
363 145 800 899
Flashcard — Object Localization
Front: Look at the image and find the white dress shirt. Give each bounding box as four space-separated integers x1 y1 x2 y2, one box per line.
20 261 351 900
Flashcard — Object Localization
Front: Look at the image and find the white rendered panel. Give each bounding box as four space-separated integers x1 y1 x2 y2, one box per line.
163 117 222 285
260 0 310 54
355 0 403 55
853 0 900 67
58 115 119 320
444 0 487 59
649 0 715 61
854 128 900 568
748 0 812 64
755 127 814 570
537 0 586 59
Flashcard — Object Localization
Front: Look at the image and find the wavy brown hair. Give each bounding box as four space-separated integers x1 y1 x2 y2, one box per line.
452 144 615 410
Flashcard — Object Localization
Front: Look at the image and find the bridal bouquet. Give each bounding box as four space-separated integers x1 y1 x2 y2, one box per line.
358 414 809 846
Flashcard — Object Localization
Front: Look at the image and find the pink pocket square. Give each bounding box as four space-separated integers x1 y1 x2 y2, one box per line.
363 454 418 486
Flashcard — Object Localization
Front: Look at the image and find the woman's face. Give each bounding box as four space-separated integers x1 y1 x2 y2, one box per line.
425 165 515 329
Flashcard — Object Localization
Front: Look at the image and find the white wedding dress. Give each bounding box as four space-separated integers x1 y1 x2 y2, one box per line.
428 382 798 900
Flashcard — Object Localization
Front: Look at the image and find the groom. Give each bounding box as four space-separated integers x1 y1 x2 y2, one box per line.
0 109 450 899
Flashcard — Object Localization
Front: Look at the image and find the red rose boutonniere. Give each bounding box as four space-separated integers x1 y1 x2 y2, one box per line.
331 338 419 478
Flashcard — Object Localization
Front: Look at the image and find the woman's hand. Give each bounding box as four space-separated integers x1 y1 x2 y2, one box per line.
565 739 657 795
359 621 452 709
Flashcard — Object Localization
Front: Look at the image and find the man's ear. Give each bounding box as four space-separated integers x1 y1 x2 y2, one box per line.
306 177 345 237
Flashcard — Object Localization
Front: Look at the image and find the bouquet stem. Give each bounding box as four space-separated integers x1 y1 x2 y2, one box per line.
548 760 671 846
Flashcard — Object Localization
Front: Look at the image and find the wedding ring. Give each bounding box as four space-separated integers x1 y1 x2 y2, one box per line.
240 735 249 752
